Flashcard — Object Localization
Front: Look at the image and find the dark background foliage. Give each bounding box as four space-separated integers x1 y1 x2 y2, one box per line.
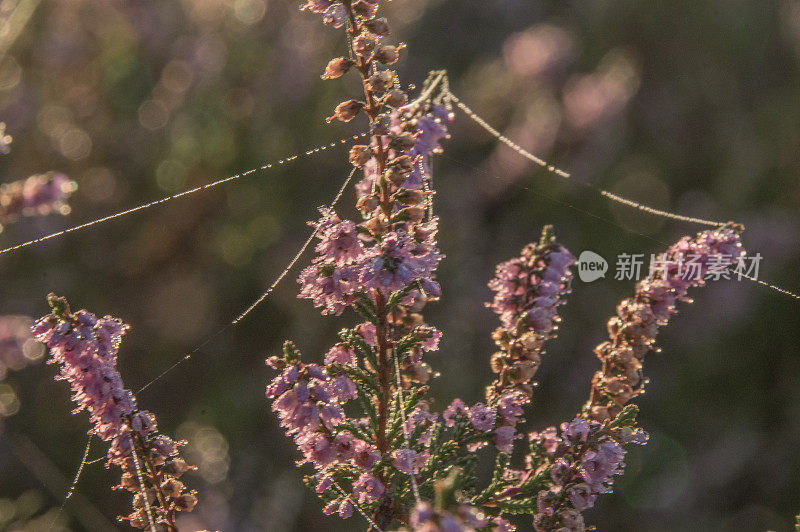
0 0 798 530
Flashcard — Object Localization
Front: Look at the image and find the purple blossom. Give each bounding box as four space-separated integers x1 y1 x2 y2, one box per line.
352 473 386 504
568 483 597 510
443 399 467 427
493 425 521 454
359 230 443 295
391 449 429 474
467 403 496 432
325 344 357 365
315 217 366 266
497 391 527 425
297 263 359 315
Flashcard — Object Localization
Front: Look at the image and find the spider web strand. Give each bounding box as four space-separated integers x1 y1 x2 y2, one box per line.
136 167 358 394
0 133 367 257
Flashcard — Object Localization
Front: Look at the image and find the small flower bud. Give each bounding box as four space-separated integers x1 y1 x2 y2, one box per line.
374 44 402 65
365 71 395 92
326 100 363 123
352 35 376 58
349 145 372 167
364 17 390 36
321 57 353 79
356 195 380 212
385 89 408 108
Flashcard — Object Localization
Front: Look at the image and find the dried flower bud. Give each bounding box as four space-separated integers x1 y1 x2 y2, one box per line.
349 145 372 167
371 115 392 136
352 35 376 58
164 459 192 477
161 479 185 498
133 490 156 509
118 473 141 492
321 57 353 79
365 71 395 92
322 3 347 27
390 154 414 171
390 132 416 151
374 44 402 65
352 0 378 19
385 89 408 107
363 214 389 235
386 167 408 186
174 492 198 512
393 206 425 223
392 189 426 205
364 17 390 36
326 100 363 123
356 194 380 212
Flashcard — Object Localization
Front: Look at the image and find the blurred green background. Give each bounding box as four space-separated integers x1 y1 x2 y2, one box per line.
0 0 798 530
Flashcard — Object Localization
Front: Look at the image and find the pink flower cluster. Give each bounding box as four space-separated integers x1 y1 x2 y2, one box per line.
298 213 443 315
31 294 196 530
526 418 647 531
587 227 744 421
0 172 76 224
486 226 575 399
298 102 451 317
266 344 388 517
443 394 524 455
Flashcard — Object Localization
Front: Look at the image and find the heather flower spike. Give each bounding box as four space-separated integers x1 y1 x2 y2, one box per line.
32 294 196 530
261 2 751 529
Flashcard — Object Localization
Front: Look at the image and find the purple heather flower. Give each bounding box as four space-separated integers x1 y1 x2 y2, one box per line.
530 426 561 455
494 425 521 454
352 473 385 504
561 418 590 443
326 374 358 402
444 399 467 427
550 458 572 485
352 439 381 470
579 441 625 492
32 295 195 525
497 391 527 425
297 263 359 315
324 344 357 365
338 499 354 519
568 483 597 511
391 449 429 475
492 516 517 532
467 403 496 432
315 218 365 266
360 230 443 295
